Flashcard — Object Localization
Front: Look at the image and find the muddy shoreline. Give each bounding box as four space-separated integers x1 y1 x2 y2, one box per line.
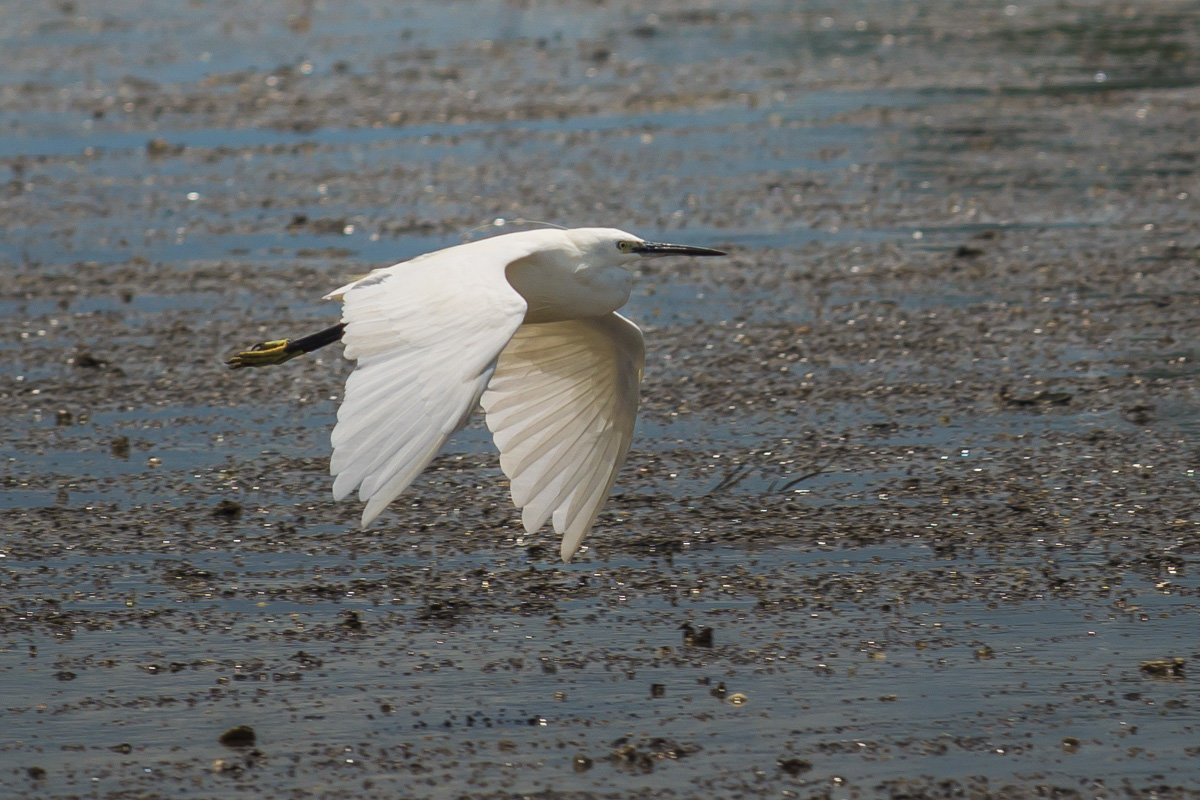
4 2 1200 798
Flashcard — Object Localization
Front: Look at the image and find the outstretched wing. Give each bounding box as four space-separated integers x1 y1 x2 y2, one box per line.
327 237 539 526
480 313 645 562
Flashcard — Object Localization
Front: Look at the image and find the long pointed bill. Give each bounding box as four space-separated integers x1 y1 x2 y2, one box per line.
632 241 727 257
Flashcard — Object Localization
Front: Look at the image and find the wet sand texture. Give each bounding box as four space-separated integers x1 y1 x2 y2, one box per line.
3 2 1200 798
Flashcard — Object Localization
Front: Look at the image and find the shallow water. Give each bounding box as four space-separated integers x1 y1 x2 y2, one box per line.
6 540 1199 797
4 1 1200 798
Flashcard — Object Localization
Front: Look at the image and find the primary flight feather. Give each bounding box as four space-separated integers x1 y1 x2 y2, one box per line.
228 226 725 561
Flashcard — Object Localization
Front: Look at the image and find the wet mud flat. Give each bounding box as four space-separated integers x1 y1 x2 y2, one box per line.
3 1 1200 798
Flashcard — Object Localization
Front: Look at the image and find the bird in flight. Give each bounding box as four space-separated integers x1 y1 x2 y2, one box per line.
228 227 725 561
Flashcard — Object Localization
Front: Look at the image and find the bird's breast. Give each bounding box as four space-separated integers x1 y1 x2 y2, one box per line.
506 260 633 324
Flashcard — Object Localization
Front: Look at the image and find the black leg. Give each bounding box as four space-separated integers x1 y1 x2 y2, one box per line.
227 323 347 369
287 323 347 355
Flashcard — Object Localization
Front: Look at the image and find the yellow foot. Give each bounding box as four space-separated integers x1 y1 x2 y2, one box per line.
226 339 298 369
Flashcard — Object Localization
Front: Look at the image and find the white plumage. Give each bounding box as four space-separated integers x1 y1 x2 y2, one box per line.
319 227 723 562
482 315 644 560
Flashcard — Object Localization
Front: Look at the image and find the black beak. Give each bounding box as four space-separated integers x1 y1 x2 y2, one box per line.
632 241 727 258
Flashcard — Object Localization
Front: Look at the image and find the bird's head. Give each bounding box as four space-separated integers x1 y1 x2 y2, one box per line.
567 227 727 266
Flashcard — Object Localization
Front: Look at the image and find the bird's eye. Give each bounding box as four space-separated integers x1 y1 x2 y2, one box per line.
616 240 636 253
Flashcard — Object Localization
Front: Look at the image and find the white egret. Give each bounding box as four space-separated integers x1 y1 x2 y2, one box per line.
228 227 725 561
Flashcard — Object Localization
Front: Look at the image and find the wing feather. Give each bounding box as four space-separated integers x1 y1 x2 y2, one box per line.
514 407 612 534
553 433 623 559
497 396 603 478
481 313 644 562
327 236 542 527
